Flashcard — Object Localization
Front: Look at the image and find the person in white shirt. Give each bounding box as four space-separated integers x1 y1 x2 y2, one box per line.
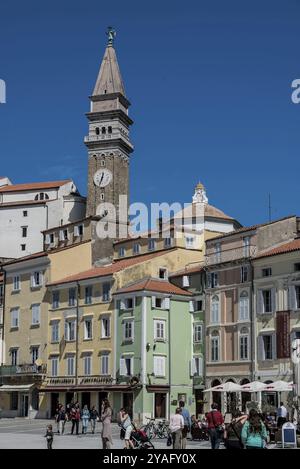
169 408 184 449
277 402 288 428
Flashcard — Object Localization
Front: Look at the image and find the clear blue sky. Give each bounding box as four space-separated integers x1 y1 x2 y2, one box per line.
0 0 299 227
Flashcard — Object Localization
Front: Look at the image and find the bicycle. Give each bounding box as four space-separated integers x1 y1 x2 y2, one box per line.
141 417 156 440
155 419 170 439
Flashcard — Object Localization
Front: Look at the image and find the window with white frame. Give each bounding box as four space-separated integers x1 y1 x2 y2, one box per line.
133 243 140 255
153 355 166 377
100 353 109 375
102 282 111 302
240 327 249 360
74 224 84 237
51 357 58 377
65 319 76 341
151 296 170 310
69 288 76 307
119 247 126 258
211 331 220 362
84 318 93 340
257 289 275 314
211 295 220 323
193 324 203 343
101 316 111 338
11 308 19 328
183 275 190 287
154 320 166 341
259 334 276 360
185 236 195 249
52 291 60 309
31 346 39 364
123 320 134 341
159 268 168 280
51 321 59 343
191 356 203 376
31 304 41 325
241 265 249 283
148 239 156 251
85 286 93 304
31 271 43 288
13 275 20 291
262 267 272 277
66 355 75 376
124 298 134 310
239 291 249 321
164 238 172 248
83 355 92 375
120 356 133 376
11 348 18 366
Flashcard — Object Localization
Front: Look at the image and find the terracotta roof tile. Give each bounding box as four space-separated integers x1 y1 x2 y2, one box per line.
169 264 204 278
48 248 177 286
114 277 192 296
0 180 72 193
255 239 300 259
3 251 47 266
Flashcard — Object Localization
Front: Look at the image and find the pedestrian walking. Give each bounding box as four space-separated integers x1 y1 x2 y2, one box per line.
81 405 90 434
277 402 288 428
179 400 191 449
90 406 99 434
241 409 268 449
120 408 134 449
54 403 62 433
101 399 113 449
57 406 67 435
206 403 224 449
169 407 184 449
70 404 81 435
224 410 247 449
44 424 54 450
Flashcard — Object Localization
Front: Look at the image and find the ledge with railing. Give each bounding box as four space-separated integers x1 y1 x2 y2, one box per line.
0 364 47 376
205 245 256 266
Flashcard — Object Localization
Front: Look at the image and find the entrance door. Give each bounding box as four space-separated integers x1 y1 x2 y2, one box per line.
51 392 59 417
195 390 204 417
66 392 74 409
81 392 91 410
154 393 167 419
123 393 133 418
21 395 29 417
98 392 108 413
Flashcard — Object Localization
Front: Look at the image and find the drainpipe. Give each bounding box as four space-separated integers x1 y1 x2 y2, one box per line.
250 260 255 381
0 268 6 366
168 295 171 420
74 282 80 402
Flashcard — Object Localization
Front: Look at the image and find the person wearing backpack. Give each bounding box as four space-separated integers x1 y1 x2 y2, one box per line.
241 409 268 449
224 410 247 449
206 403 224 449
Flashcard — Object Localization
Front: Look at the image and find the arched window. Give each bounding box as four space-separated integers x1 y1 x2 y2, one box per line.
211 295 220 324
108 126 112 134
101 127 106 134
35 193 49 201
211 330 220 362
239 291 249 321
95 127 100 135
240 327 249 360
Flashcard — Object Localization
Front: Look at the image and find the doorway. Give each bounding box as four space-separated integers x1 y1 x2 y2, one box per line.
81 392 91 409
66 392 74 409
98 392 108 413
195 390 204 417
123 393 133 418
154 393 167 419
21 394 29 417
51 392 59 417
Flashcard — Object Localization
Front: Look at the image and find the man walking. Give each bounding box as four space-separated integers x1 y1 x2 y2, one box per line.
179 400 191 449
169 408 184 449
206 403 224 449
277 402 288 428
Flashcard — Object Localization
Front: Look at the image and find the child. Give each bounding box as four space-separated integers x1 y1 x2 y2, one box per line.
45 424 54 449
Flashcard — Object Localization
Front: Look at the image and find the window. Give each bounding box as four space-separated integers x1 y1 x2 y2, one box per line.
108 126 112 134
240 327 249 360
154 320 166 341
119 247 126 258
83 355 92 375
51 322 59 343
22 226 28 238
193 324 203 343
101 127 106 134
195 300 203 311
34 192 49 201
123 320 134 341
65 320 76 341
133 243 140 255
31 304 40 325
259 334 275 360
211 272 218 288
294 263 300 272
23 211 28 217
211 332 220 362
211 295 220 323
52 291 60 309
66 355 75 376
183 275 190 287
191 357 203 376
263 290 272 313
13 275 20 291
84 319 93 340
288 285 300 310
21 244 26 251
120 357 133 376
185 236 195 249
239 291 249 321
31 271 43 288
74 224 84 237
241 265 249 283
243 236 251 257
124 298 134 310
101 317 110 338
11 349 18 366
0 285 3 306
153 356 166 377
215 243 221 262
102 282 111 302
164 238 172 248
95 127 100 135
11 308 19 328
10 392 18 411
85 286 93 304
51 357 58 377
101 353 109 375
155 297 162 308
159 268 167 280
31 346 39 364
148 239 156 251
262 268 272 277
296 286 300 309
69 288 76 307
257 288 275 314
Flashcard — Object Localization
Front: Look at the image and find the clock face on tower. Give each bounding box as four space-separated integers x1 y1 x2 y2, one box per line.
94 169 113 187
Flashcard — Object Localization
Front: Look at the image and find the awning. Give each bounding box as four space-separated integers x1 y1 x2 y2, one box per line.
146 385 170 393
0 384 35 392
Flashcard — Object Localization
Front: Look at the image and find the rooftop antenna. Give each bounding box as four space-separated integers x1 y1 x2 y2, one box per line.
268 193 272 222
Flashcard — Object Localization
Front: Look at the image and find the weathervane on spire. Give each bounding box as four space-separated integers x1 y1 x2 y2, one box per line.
106 26 116 47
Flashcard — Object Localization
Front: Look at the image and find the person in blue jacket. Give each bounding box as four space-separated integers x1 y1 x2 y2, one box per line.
241 409 268 449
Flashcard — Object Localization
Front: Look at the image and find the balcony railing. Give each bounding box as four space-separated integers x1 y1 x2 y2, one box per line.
205 245 257 266
78 375 113 386
45 377 75 386
0 364 47 376
43 376 113 387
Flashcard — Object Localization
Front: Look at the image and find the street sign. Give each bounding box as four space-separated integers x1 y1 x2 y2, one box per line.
282 422 297 448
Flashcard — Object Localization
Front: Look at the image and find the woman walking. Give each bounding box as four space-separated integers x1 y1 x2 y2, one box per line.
101 399 113 449
224 410 247 449
169 407 184 449
90 406 99 434
241 409 268 449
57 406 67 435
81 405 90 434
120 408 134 449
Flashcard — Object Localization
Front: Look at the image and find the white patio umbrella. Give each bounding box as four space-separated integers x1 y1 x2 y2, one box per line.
240 381 267 392
263 381 293 392
204 382 242 393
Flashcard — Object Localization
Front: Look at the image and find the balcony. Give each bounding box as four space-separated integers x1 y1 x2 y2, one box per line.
205 245 257 266
45 377 75 386
79 375 113 386
0 364 47 376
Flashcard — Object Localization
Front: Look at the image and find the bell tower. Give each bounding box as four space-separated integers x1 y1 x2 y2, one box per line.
85 28 134 263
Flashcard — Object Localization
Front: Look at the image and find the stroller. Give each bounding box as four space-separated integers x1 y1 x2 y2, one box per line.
130 427 155 450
